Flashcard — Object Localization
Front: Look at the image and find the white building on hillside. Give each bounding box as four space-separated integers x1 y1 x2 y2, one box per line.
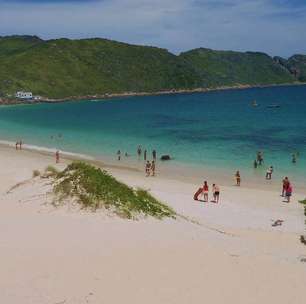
15 91 33 99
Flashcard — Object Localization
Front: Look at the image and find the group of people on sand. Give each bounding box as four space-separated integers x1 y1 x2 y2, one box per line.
253 152 274 180
234 167 294 202
116 145 157 177
194 181 220 203
145 160 156 177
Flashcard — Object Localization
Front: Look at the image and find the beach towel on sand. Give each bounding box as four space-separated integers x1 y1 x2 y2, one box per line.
193 188 203 200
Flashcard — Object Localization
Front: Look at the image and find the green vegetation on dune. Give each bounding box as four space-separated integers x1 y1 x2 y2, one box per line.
299 199 306 246
0 36 303 99
179 48 295 87
53 162 176 219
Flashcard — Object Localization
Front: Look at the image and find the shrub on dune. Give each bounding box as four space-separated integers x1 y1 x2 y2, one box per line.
53 162 176 220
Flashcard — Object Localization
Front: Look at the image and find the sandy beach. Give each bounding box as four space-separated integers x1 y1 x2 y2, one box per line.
0 144 306 304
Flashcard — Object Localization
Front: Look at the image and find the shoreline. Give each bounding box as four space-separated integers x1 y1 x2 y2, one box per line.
1 82 305 106
1 139 306 194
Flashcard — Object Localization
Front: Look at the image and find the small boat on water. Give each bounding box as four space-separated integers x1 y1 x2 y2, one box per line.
267 104 280 108
252 100 258 107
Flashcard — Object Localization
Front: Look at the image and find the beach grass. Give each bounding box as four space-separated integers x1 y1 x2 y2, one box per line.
53 162 176 219
299 199 306 246
299 199 306 205
44 165 59 177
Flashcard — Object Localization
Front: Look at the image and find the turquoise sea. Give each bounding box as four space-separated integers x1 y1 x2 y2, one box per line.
0 85 306 182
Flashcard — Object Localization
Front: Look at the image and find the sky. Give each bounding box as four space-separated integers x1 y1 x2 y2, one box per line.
0 0 306 57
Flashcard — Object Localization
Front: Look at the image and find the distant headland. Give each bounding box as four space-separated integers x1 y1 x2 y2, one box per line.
0 35 305 104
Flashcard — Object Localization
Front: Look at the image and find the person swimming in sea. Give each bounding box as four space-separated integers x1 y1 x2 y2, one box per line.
152 149 157 161
137 145 142 159
257 151 264 165
253 159 258 168
117 150 121 161
144 149 147 161
292 153 297 163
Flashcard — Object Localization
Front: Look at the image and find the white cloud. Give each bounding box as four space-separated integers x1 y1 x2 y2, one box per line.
0 0 305 56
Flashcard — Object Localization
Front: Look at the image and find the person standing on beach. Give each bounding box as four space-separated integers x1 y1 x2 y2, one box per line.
282 177 289 197
203 181 209 202
137 145 142 159
285 183 293 202
145 161 151 177
212 184 220 203
266 166 273 180
55 150 60 163
152 150 157 161
15 141 19 150
151 160 156 176
235 171 241 186
117 150 121 161
144 149 147 161
19 140 23 150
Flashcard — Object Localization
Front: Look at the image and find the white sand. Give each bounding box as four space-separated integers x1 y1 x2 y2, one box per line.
0 145 305 304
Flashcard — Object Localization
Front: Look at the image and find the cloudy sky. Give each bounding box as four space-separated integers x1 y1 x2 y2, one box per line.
0 0 305 57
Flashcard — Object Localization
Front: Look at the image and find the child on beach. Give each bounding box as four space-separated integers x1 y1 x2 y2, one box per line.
266 166 273 180
203 181 209 202
212 184 220 203
145 161 151 177
235 171 241 186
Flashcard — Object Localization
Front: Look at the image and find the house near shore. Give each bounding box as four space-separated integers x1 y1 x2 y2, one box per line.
15 91 33 99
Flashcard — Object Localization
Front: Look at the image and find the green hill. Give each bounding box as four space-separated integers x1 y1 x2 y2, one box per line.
179 48 295 87
0 36 302 99
275 55 306 82
0 36 201 98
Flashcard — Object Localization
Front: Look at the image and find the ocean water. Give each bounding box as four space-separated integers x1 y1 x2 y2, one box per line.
0 85 306 181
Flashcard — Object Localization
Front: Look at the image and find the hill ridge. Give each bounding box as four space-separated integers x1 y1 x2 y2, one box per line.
0 35 304 98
